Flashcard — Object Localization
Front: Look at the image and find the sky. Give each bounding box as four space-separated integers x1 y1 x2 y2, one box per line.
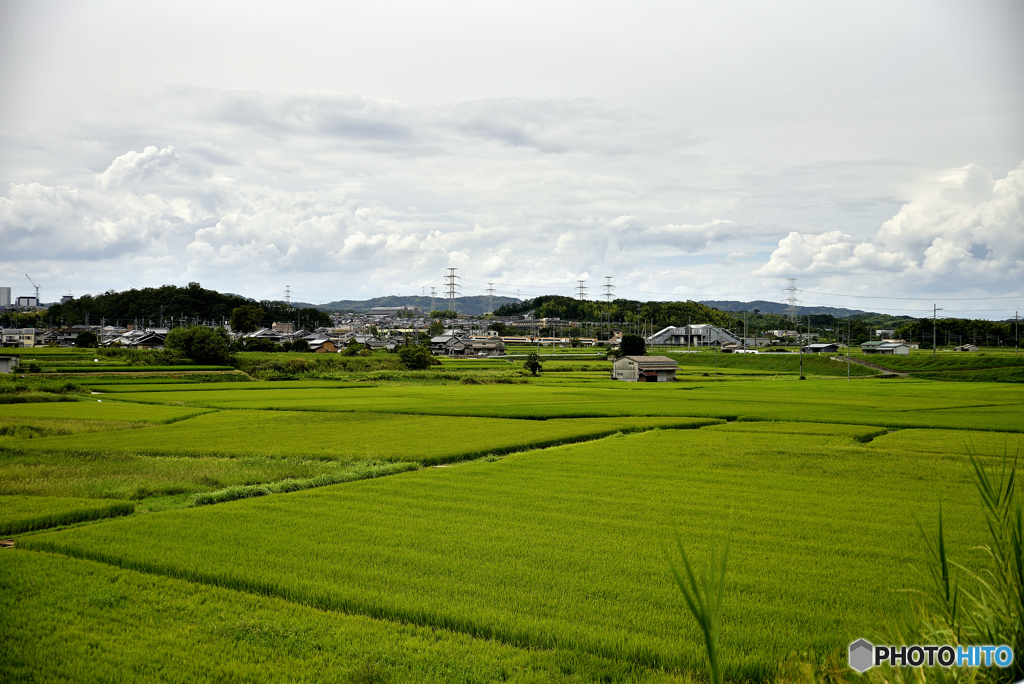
1 0 1023 318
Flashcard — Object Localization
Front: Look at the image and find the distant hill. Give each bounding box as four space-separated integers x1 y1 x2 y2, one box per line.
699 300 875 318
317 295 520 316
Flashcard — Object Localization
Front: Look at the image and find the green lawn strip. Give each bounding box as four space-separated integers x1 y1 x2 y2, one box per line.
0 401 215 423
12 411 721 465
859 354 1024 372
705 420 889 442
0 448 382 502
864 428 1024 458
43 365 234 373
0 495 134 535
86 379 371 393
909 367 1024 383
23 429 989 680
82 380 1024 431
0 550 680 684
664 352 881 377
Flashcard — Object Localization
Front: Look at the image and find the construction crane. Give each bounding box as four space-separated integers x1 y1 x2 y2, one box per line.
25 274 40 303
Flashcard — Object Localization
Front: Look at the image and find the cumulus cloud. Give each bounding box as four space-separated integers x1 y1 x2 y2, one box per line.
9 87 1015 303
755 161 1024 288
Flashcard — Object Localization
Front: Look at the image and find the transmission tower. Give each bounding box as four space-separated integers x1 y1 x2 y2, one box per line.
487 282 495 314
430 287 437 312
576 280 587 301
784 278 800 321
444 268 459 312
602 276 615 302
285 285 291 306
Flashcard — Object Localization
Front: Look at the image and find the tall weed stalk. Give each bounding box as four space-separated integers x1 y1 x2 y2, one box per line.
667 530 730 684
873 449 1023 684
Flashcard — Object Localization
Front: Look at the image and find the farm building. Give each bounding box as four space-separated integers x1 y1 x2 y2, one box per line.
955 344 980 352
611 355 677 382
646 324 741 347
0 354 18 373
802 343 840 353
861 341 910 355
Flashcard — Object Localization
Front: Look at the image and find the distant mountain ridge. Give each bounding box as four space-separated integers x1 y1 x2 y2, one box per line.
317 295 520 316
699 300 876 318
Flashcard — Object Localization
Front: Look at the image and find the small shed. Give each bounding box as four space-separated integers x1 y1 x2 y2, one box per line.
611 355 677 382
803 343 840 354
955 344 980 352
0 355 19 373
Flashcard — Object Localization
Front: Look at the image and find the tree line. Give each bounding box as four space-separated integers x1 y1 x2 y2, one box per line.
41 283 330 330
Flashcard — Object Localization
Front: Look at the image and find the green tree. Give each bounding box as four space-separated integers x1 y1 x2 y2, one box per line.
230 305 265 334
428 320 445 337
291 339 309 352
165 326 231 364
523 352 543 376
74 331 97 348
431 310 458 319
620 334 646 356
398 345 434 370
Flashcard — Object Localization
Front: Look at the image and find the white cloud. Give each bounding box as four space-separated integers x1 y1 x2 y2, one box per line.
755 161 1024 290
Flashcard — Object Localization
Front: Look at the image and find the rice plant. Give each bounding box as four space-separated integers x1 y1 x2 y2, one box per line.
667 529 730 684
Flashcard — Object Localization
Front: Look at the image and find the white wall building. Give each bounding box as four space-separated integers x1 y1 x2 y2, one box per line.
647 324 741 347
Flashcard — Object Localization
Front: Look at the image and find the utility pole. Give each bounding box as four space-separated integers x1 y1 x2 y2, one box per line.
1016 311 1019 358
285 286 291 306
576 280 587 301
487 283 495 314
933 304 942 358
847 319 851 382
445 268 459 312
798 313 804 380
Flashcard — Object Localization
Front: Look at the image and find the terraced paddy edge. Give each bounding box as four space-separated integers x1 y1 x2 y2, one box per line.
90 381 1024 431
0 551 680 684
12 412 722 465
24 428 989 680
0 495 135 535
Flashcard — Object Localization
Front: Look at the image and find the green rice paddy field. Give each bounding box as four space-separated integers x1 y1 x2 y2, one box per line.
2 353 1023 683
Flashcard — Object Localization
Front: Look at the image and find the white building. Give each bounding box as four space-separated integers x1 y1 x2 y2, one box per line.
647 324 741 347
0 287 11 307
